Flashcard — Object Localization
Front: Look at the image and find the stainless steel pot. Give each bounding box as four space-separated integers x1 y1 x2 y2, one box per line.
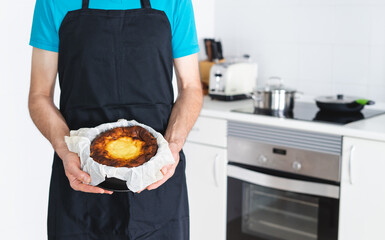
251 78 296 112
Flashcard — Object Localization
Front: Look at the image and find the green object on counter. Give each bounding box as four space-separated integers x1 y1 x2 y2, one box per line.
356 99 369 105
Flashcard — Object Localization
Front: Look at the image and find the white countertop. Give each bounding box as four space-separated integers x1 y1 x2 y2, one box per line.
200 96 385 142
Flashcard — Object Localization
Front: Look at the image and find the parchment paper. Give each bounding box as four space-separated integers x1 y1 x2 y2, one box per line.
64 119 175 192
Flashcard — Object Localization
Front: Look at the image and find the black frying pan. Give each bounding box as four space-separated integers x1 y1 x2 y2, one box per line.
97 177 130 192
315 94 375 113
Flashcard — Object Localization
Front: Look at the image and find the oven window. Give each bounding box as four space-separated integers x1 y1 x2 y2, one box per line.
227 176 339 240
242 183 319 240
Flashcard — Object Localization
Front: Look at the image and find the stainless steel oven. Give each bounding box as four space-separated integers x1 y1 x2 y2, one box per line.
226 121 342 240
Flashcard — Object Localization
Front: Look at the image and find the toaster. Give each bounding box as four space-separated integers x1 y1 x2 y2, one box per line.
209 61 258 101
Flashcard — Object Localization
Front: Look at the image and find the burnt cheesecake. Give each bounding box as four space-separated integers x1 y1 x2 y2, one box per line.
90 126 158 168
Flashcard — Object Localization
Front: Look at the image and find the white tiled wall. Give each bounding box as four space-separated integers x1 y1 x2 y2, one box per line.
193 0 216 59
214 0 385 101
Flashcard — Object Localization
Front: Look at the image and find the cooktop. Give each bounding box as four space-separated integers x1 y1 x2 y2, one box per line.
232 102 385 125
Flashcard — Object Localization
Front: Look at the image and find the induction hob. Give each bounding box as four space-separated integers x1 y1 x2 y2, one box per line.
232 102 385 125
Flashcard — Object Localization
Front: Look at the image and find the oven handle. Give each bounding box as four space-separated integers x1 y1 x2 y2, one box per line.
227 165 340 199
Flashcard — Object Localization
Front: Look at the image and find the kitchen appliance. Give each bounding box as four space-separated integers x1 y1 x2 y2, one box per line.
226 121 341 240
251 77 297 113
209 60 258 101
233 101 385 125
315 94 375 113
200 39 225 95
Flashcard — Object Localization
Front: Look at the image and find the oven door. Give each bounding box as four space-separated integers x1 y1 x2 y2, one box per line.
227 164 340 240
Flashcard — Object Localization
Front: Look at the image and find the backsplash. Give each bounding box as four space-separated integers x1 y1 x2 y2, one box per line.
214 0 385 101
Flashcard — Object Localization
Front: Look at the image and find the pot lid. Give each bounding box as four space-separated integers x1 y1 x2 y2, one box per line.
315 94 359 104
256 77 296 93
256 85 296 93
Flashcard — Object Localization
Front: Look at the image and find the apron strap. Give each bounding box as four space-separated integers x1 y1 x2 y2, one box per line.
140 0 152 8
82 0 89 9
82 0 151 9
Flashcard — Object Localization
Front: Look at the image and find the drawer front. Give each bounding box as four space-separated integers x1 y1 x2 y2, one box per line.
187 117 227 148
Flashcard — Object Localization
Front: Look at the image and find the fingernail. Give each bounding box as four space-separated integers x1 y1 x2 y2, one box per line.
84 177 90 183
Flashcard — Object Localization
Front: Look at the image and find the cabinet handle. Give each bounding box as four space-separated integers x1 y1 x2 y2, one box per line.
349 145 356 185
213 154 220 187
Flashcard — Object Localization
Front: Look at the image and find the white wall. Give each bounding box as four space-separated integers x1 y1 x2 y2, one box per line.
172 0 215 97
215 0 385 102
0 0 214 239
0 1 53 240
192 0 216 60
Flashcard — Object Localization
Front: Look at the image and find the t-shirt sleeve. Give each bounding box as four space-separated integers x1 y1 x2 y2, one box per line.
172 0 200 58
29 0 59 52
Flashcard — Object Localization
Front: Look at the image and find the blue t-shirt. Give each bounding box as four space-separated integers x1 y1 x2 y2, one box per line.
30 0 200 58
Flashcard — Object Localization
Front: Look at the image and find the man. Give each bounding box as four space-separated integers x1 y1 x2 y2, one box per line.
28 0 203 239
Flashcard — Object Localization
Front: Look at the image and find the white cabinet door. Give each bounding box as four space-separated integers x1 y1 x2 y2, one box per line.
184 142 227 240
339 137 385 240
187 116 227 148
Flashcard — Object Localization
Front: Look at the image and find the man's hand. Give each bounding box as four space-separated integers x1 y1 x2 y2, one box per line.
145 143 180 191
61 151 113 194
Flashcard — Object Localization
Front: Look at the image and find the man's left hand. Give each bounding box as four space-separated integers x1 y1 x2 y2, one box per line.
144 142 180 191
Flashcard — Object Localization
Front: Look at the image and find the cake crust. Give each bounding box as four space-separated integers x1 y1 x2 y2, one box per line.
90 126 158 168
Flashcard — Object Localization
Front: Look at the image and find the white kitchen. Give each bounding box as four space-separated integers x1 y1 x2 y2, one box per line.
1 0 385 240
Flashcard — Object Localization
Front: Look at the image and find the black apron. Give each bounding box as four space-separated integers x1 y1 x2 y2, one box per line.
49 0 189 239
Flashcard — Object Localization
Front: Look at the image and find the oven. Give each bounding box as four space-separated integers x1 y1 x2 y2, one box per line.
226 121 342 240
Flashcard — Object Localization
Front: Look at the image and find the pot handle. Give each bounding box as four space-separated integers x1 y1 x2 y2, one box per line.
247 92 262 102
295 91 304 99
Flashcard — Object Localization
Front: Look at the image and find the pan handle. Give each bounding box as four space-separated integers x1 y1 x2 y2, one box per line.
356 99 375 106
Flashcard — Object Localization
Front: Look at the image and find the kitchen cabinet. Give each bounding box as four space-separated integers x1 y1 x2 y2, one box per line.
184 116 227 240
339 137 385 240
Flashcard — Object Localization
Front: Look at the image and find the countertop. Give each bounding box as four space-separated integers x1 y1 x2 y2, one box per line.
200 96 385 142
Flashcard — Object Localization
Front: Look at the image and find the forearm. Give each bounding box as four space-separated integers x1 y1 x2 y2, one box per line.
28 94 70 159
164 86 203 151
29 48 112 194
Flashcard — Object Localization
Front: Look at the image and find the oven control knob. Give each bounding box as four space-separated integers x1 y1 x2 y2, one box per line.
292 161 302 171
258 155 268 164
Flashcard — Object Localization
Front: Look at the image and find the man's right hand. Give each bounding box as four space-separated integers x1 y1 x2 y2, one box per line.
61 151 113 194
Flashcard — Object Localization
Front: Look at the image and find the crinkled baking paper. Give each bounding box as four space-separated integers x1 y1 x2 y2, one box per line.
64 119 175 192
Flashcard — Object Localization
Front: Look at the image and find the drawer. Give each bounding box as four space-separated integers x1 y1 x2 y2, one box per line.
187 116 227 148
